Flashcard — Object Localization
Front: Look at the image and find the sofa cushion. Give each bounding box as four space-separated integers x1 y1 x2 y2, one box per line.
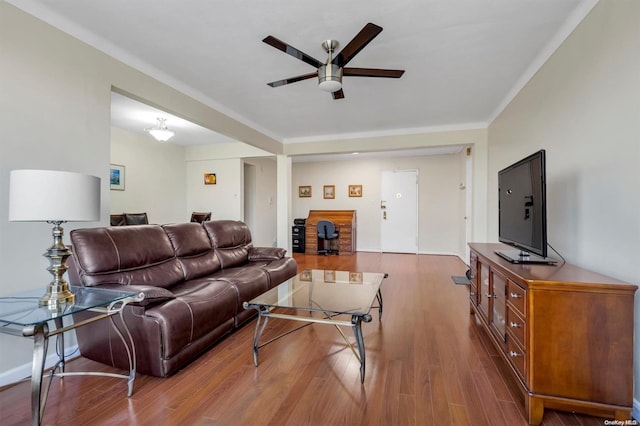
70 225 184 288
163 223 221 279
145 280 238 358
211 266 269 308
203 220 253 268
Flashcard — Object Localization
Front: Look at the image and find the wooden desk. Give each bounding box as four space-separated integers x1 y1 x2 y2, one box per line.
305 210 356 255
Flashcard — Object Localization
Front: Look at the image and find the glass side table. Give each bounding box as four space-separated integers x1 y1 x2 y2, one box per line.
0 286 143 426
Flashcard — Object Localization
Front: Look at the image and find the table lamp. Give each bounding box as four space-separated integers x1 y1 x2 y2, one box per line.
9 169 101 309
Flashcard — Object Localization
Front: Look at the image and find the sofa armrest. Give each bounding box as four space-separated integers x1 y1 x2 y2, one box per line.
90 284 175 307
248 247 287 261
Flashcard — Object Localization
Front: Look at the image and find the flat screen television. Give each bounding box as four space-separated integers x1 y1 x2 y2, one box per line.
496 149 555 264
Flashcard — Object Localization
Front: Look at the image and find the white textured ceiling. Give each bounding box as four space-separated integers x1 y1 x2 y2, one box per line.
9 0 597 144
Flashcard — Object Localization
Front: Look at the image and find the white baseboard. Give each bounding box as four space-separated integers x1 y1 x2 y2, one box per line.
356 248 463 258
633 398 639 420
0 344 79 388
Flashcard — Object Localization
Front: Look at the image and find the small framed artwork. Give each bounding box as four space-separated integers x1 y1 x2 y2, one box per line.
298 185 312 198
299 269 312 282
324 270 335 283
349 272 363 284
204 173 217 185
348 184 363 197
110 164 125 191
323 185 335 199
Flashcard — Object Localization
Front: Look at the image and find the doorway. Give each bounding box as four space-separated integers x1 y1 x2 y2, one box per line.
380 170 418 253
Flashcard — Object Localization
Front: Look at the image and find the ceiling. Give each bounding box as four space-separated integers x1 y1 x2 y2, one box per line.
10 0 597 146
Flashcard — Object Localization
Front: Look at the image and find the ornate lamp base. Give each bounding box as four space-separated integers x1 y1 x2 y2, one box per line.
39 283 75 309
40 221 76 310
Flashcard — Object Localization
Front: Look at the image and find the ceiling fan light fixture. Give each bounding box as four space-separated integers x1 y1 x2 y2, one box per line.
318 64 342 92
145 117 175 142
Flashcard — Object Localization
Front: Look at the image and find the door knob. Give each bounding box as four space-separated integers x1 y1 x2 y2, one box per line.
383 211 387 220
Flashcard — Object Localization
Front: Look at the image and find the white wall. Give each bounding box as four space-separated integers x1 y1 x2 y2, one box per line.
244 157 278 247
292 152 465 255
186 158 243 220
488 0 640 409
111 127 186 224
0 1 112 375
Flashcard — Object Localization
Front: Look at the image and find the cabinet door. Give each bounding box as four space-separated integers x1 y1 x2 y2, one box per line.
478 262 491 322
469 252 478 306
490 271 507 343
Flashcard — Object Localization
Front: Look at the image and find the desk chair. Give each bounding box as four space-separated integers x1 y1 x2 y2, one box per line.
317 220 339 255
110 214 125 226
124 212 149 225
190 212 212 223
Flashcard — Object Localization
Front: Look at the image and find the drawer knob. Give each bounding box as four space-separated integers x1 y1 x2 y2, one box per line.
484 293 493 299
509 322 521 328
509 293 522 299
509 351 523 358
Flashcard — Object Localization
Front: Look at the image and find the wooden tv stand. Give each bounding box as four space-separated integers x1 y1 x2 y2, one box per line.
468 243 636 425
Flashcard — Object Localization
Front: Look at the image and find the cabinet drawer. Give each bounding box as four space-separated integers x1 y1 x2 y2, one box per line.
507 305 525 348
507 280 526 317
338 228 352 237
507 337 526 380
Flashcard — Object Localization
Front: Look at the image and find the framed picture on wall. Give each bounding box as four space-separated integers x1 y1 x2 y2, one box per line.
324 270 335 283
204 173 217 185
349 272 363 284
348 184 362 197
298 185 312 197
323 185 335 199
110 164 125 191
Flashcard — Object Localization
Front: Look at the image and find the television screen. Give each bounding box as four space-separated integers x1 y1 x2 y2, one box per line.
497 150 554 264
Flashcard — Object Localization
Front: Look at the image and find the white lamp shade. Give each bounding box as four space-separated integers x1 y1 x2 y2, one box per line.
9 170 101 222
148 128 175 141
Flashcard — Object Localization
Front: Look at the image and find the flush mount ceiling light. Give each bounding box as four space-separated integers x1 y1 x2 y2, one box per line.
145 117 175 142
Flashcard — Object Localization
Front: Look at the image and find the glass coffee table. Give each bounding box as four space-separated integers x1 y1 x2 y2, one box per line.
243 269 386 383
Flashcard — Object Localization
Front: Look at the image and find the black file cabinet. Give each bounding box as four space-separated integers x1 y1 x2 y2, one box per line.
292 225 305 253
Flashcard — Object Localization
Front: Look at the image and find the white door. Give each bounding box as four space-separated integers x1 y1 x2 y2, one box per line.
380 170 418 253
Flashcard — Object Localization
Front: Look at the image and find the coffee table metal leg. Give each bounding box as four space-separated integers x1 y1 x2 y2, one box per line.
251 307 270 366
376 289 383 320
352 314 371 383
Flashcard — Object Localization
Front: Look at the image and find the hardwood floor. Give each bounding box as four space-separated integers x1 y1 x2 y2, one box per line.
0 252 611 425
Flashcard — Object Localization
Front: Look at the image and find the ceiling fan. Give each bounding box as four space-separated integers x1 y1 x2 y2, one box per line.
263 22 405 100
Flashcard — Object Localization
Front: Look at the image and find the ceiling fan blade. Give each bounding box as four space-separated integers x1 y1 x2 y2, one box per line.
267 73 317 88
332 89 345 100
333 23 383 67
263 36 323 69
343 68 405 78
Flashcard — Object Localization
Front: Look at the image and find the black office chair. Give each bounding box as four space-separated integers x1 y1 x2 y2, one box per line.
190 212 212 223
123 212 149 225
110 214 125 226
317 220 339 255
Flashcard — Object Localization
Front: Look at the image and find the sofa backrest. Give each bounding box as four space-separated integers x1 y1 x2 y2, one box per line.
162 222 221 280
70 225 184 288
203 220 253 269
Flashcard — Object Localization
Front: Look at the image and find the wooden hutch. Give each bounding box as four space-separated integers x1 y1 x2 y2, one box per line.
305 210 356 255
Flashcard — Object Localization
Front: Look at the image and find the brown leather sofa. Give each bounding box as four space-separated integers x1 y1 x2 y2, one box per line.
68 220 297 377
